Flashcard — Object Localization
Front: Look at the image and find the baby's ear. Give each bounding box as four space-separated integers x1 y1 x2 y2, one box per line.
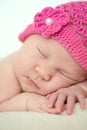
83 38 87 50
84 40 87 50
85 45 87 50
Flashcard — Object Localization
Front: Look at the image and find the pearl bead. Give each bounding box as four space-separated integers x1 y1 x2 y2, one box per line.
45 18 53 25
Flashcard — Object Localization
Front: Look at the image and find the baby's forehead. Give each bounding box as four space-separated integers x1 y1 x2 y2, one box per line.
28 35 73 59
25 34 68 53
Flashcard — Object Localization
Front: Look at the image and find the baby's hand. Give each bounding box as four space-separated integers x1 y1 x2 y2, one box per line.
47 84 87 115
27 93 57 114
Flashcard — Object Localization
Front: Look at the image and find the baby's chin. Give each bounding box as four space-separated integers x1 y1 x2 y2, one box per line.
34 90 48 96
36 89 54 96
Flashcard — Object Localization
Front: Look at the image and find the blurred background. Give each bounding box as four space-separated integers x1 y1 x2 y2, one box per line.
0 0 78 58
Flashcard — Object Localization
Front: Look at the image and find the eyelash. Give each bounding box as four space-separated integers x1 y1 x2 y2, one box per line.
37 46 47 59
59 69 77 82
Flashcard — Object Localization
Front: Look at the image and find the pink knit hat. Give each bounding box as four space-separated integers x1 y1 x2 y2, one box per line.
19 1 87 70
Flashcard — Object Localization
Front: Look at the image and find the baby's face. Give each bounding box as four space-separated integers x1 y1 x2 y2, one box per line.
14 34 87 95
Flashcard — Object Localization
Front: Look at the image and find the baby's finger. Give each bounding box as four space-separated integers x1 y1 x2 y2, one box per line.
66 95 75 115
40 105 58 114
48 93 58 108
39 101 58 114
77 94 86 109
45 107 58 114
55 93 66 113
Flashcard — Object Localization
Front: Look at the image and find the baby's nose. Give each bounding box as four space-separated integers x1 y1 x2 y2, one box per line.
35 66 52 81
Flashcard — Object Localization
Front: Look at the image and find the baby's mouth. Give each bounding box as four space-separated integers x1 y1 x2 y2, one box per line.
27 76 39 89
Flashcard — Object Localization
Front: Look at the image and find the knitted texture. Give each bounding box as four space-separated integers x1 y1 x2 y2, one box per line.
19 1 87 70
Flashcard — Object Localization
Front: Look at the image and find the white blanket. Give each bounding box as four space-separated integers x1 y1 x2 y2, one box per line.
0 100 87 130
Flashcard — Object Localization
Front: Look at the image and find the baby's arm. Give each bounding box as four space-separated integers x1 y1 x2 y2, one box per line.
0 92 57 114
47 80 87 115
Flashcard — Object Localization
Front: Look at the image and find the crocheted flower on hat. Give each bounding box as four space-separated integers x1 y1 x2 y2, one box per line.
34 7 70 37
